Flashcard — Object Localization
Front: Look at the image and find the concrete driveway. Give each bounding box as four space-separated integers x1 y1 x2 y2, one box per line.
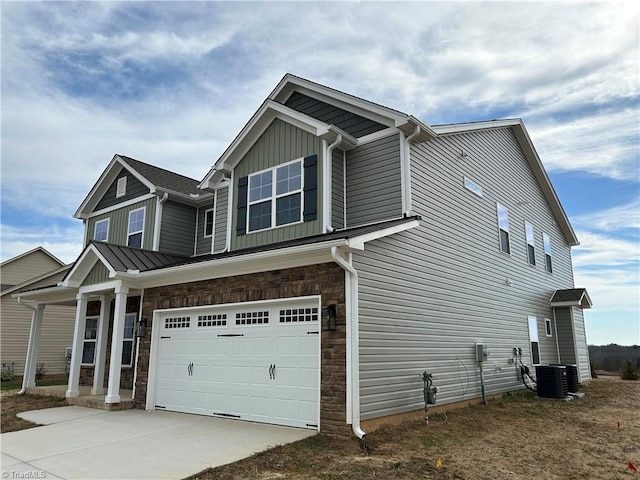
1 406 315 479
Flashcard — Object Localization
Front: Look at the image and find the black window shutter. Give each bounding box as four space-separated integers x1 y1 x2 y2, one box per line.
236 176 248 236
303 154 318 222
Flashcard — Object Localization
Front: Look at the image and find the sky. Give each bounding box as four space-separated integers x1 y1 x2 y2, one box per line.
1 1 638 346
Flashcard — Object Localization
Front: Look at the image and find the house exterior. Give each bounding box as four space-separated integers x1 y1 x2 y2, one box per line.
1 247 75 375
16 74 592 438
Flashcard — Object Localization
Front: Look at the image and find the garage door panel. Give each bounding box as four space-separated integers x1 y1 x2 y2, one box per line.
155 300 320 429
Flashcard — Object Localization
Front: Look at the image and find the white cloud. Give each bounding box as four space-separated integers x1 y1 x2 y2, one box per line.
573 200 640 232
0 224 83 265
572 230 639 268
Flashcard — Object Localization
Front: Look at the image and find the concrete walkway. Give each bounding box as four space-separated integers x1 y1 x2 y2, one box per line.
1 406 315 480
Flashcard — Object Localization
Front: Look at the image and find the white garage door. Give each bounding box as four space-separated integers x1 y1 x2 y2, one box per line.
153 298 320 429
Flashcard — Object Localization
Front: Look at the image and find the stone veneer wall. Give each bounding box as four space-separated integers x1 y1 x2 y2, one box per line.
135 263 349 436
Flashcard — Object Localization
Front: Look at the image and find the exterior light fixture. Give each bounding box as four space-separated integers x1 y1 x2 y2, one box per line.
135 318 147 337
321 304 337 331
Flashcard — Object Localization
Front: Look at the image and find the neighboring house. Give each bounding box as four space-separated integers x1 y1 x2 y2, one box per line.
16 74 592 438
1 247 75 375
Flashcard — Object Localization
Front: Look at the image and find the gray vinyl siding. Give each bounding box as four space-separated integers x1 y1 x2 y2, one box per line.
159 201 196 257
83 262 110 286
354 126 577 420
572 307 591 381
331 149 345 229
195 203 213 256
346 134 402 227
214 187 229 252
555 307 576 363
231 118 323 250
284 91 387 138
95 166 149 211
86 198 156 250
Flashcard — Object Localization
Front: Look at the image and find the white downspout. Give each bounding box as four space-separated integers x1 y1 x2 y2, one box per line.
331 247 366 439
403 125 420 216
16 298 38 396
153 192 169 251
325 134 342 233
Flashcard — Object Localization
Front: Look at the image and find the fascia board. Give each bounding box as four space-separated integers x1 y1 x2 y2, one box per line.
270 75 407 128
119 239 350 289
511 124 579 246
432 119 522 135
152 186 213 205
396 116 437 142
12 285 78 305
74 155 154 219
210 101 329 174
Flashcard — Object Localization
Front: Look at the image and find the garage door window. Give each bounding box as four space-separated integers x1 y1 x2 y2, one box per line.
279 307 319 323
236 311 269 325
198 314 227 327
165 317 191 329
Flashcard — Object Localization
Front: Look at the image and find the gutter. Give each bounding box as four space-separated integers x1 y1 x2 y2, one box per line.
331 247 366 439
16 298 38 396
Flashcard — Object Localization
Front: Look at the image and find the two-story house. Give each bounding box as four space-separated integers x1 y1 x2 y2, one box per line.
16 74 592 438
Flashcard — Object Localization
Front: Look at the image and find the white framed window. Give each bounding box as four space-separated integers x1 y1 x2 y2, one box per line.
204 208 214 237
116 176 127 198
496 203 511 254
525 221 536 266
464 177 483 197
248 159 302 232
127 207 145 248
544 318 553 337
528 316 540 365
94 218 110 242
543 233 553 273
121 313 136 366
81 317 99 365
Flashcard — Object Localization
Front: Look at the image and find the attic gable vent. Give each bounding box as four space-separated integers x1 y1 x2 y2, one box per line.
116 176 127 198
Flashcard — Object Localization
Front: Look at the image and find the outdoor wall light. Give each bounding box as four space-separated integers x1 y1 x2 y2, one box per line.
135 318 147 337
321 304 337 331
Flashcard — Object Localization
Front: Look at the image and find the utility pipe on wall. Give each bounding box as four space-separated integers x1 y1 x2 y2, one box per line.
331 247 366 440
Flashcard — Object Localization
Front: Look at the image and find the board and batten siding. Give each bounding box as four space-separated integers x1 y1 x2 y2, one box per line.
346 134 402 228
86 198 156 250
194 202 213 256
94 166 149 211
231 118 323 250
83 261 110 286
1 271 75 375
214 187 229 252
159 201 196 257
332 149 345 229
353 126 579 420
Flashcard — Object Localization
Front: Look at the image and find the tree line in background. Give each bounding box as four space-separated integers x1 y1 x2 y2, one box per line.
589 344 640 374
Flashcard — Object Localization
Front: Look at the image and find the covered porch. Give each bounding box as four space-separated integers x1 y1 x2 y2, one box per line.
25 385 134 410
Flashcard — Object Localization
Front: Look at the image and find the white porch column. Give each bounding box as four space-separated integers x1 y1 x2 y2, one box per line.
67 293 89 398
22 304 45 390
92 295 112 395
105 286 128 404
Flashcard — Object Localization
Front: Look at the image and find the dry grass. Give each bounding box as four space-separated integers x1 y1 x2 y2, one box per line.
0 393 67 433
189 378 640 480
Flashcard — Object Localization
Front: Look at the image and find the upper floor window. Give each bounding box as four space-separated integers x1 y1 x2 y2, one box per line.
464 177 483 197
496 203 510 254
116 176 127 198
525 221 536 266
127 208 145 248
204 208 214 237
94 218 109 242
248 159 302 232
543 233 553 273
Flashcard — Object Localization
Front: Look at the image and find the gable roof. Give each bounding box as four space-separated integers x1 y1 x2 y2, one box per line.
550 288 593 308
0 246 65 268
74 155 205 219
2 264 71 297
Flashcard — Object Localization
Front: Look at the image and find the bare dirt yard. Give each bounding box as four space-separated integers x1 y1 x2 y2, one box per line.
2 378 638 479
191 377 639 480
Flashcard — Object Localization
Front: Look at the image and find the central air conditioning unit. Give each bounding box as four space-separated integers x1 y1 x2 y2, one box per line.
551 363 579 393
535 365 568 399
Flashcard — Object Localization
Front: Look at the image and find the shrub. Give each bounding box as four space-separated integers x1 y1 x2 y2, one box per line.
620 360 639 380
1 369 15 382
35 362 48 380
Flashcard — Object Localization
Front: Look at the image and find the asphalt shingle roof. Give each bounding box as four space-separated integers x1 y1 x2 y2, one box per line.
550 288 589 303
119 155 201 196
